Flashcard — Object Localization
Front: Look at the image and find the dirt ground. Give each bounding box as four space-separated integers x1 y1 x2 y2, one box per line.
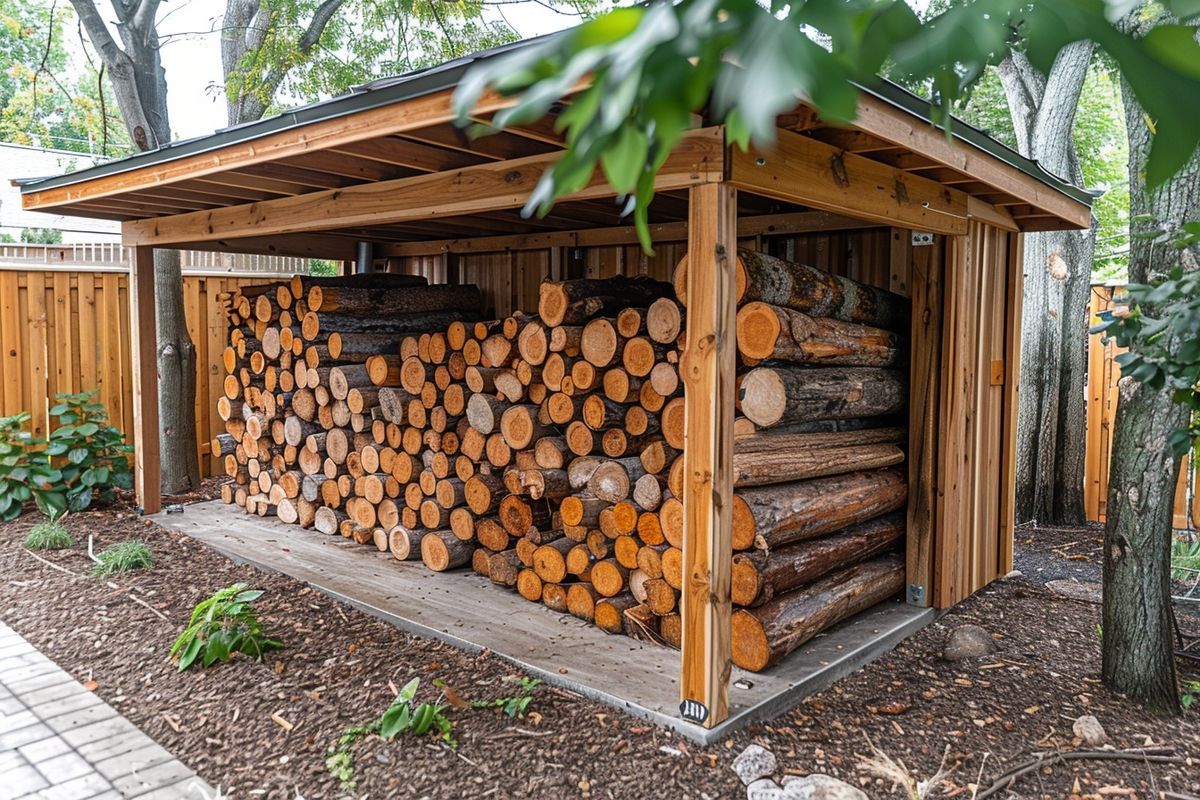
1 502 1197 800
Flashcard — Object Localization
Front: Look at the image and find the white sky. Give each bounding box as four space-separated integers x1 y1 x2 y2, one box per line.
72 0 591 142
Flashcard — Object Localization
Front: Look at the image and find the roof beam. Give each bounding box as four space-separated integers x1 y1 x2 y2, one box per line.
848 94 1092 229
728 128 969 235
378 209 876 257
122 128 725 247
21 84 561 211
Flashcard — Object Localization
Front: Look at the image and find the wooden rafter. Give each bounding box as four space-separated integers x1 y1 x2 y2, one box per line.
728 129 970 235
122 128 725 246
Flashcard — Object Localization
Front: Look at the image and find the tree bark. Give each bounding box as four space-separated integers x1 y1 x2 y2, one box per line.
155 250 200 493
1101 22 1199 712
998 43 1095 525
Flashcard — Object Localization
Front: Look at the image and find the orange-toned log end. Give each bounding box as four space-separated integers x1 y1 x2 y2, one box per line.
731 610 772 673
661 397 685 450
735 302 783 361
732 494 756 551
660 547 683 590
471 547 492 577
559 495 584 527
542 583 569 612
659 613 682 649
731 556 763 607
594 595 638 634
590 559 628 597
566 583 597 621
672 253 748 306
538 283 570 328
516 569 543 602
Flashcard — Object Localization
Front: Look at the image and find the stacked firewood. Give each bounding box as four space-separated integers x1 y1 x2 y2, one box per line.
213 250 911 674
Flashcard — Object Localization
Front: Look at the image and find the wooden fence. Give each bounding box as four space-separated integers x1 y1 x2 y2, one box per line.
0 243 313 274
1085 284 1198 529
0 264 285 478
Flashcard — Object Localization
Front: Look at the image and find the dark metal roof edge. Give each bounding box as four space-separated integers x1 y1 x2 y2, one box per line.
18 32 1092 213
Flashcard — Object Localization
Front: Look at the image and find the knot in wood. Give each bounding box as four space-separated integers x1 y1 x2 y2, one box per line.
894 179 910 205
830 154 850 188
504 170 522 183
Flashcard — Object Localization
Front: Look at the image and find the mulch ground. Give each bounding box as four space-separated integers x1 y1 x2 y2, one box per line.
1 502 1198 800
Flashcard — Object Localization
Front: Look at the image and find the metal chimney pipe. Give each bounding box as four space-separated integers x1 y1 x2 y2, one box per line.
355 241 374 274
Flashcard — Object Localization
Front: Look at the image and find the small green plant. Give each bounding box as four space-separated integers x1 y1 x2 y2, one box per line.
325 677 456 790
1183 680 1200 711
92 539 154 576
0 413 61 521
468 676 542 718
24 517 73 550
41 391 132 517
170 583 283 670
1171 538 1200 583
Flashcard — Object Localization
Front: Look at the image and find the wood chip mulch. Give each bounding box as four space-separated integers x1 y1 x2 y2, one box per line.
1 505 1197 799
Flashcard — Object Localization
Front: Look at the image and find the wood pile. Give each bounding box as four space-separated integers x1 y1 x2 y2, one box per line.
213 250 911 674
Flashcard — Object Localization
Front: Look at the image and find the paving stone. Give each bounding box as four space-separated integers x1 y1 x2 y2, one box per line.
112 759 195 797
0 708 39 731
0 662 61 684
0 693 28 715
60 716 133 748
75 729 151 763
0 654 49 673
44 702 118 735
130 777 217 800
19 681 86 709
0 747 30 772
0 721 53 750
17 736 71 764
93 742 175 781
33 750 94 783
21 769 111 800
4 671 77 697
4 762 50 797
29 690 103 722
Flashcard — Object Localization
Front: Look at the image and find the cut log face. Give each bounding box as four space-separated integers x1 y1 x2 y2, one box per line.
736 302 902 367
731 554 905 672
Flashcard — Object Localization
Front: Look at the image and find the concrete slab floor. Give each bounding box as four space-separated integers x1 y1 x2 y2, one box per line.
156 500 933 744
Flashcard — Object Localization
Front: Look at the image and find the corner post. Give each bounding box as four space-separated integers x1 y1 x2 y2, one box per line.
130 245 161 514
679 182 737 728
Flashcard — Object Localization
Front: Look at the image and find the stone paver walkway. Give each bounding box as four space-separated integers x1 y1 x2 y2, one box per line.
0 622 217 800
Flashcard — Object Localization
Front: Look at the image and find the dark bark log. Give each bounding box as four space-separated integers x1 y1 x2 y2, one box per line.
739 366 907 428
732 555 905 671
732 512 904 606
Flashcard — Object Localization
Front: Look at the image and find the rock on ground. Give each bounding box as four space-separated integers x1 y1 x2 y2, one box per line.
732 744 777 786
781 774 870 799
747 777 786 800
942 623 997 661
1073 714 1108 746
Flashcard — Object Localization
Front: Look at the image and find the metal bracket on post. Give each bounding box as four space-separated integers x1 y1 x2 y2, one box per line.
911 231 934 247
906 583 927 606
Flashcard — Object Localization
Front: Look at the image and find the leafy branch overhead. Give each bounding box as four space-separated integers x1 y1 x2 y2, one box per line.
454 0 1200 250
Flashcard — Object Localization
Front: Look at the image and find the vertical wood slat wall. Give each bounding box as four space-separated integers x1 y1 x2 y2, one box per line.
1085 284 1197 529
0 266 276 477
934 220 1017 607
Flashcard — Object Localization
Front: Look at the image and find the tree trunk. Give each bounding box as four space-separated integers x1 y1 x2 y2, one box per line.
1101 22 1199 712
155 250 200 493
998 44 1095 525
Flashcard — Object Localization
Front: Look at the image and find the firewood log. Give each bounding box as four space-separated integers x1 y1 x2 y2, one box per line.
732 555 904 671
739 366 906 428
675 248 909 331
488 549 522 587
732 512 904 606
567 583 598 621
538 276 674 327
595 595 639 634
736 302 902 367
421 529 474 572
306 283 480 316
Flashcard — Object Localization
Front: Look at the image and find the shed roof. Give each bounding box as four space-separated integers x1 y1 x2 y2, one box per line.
16 31 1093 250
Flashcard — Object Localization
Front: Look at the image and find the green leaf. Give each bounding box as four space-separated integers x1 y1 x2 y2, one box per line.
34 491 66 519
203 630 233 666
378 703 412 740
76 422 99 437
178 636 203 671
398 677 420 704
599 124 648 194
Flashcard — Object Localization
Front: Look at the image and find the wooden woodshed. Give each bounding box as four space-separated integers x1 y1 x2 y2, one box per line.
17 40 1092 732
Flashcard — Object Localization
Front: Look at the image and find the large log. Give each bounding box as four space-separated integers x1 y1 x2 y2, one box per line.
421 529 475 572
300 309 475 340
538 276 675 327
675 248 909 331
308 283 482 316
739 366 906 428
735 302 902 367
731 512 905 606
737 468 908 550
731 555 905 671
734 442 904 487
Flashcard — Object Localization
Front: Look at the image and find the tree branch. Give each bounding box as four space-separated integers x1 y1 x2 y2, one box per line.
298 0 347 51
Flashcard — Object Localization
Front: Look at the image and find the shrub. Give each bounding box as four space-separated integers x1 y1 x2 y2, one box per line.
41 391 132 517
170 583 283 671
92 539 153 576
24 518 73 550
0 413 61 521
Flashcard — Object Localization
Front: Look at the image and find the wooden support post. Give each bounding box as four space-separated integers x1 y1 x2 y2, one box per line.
130 246 161 514
679 182 737 728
